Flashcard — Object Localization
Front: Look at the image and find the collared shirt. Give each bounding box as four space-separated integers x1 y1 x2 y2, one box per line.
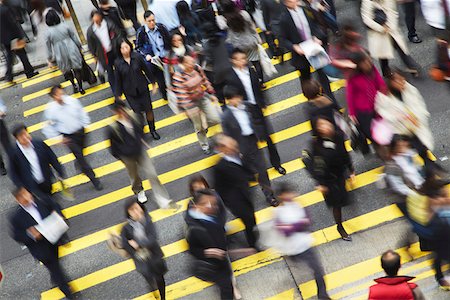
232 67 257 105
21 202 43 225
17 142 44 183
223 154 242 166
43 95 91 138
229 105 254 136
145 24 166 58
288 6 312 41
93 20 112 52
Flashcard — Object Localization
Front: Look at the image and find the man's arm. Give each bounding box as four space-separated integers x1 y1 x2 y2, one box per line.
43 142 65 179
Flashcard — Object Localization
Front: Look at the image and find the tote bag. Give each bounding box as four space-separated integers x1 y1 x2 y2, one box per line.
257 44 277 77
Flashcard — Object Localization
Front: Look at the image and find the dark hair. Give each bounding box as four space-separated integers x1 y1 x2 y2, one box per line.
386 68 406 91
12 186 27 198
111 100 127 111
188 174 210 197
274 182 296 196
99 0 109 5
389 134 410 154
223 85 243 100
143 10 154 20
353 52 372 73
230 48 246 58
381 250 401 276
12 123 28 138
221 0 247 33
124 198 146 219
302 79 322 100
192 188 216 205
117 39 133 58
176 1 193 19
170 31 186 46
49 84 63 97
45 9 61 26
90 9 103 20
340 19 357 32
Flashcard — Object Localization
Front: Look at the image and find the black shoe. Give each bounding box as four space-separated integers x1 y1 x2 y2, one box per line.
150 131 161 140
79 88 86 95
99 74 106 84
0 166 6 176
408 35 422 43
92 180 103 191
267 196 280 207
275 166 286 175
26 71 39 79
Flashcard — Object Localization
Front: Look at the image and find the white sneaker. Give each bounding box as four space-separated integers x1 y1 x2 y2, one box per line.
137 191 148 203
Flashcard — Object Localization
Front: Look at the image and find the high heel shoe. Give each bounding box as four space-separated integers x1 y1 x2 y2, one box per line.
337 224 352 241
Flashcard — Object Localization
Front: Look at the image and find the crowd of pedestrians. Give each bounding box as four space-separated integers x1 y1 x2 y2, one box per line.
1 0 450 299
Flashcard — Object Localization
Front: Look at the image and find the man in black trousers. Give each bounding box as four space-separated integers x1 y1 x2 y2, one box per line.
225 48 286 176
0 98 11 175
213 133 259 248
221 85 279 207
9 124 66 196
0 0 38 84
9 187 73 299
401 0 422 43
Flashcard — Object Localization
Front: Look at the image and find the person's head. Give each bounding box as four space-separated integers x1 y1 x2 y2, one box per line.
275 182 298 203
302 79 322 100
144 10 156 30
176 0 192 19
220 0 245 32
283 0 298 9
188 174 210 197
214 133 239 156
230 48 248 69
381 250 401 276
12 187 34 207
98 0 110 7
340 19 361 44
124 198 146 221
353 52 373 75
191 189 218 216
111 100 129 119
49 85 65 103
12 123 32 147
91 10 103 25
119 39 133 58
223 85 244 107
179 55 196 72
315 116 335 138
387 69 407 93
389 134 411 156
171 32 185 48
45 8 61 27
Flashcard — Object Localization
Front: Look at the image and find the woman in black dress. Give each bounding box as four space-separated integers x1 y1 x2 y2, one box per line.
114 40 161 140
121 199 167 299
309 116 355 241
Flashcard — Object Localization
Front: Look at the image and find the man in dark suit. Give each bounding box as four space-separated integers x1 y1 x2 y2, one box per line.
0 0 38 84
9 124 65 196
278 0 336 103
9 187 73 299
225 48 286 176
213 134 259 248
221 85 279 207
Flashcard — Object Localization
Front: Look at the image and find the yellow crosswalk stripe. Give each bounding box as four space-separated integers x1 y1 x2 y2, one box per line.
0 67 59 90
266 289 296 300
41 201 404 299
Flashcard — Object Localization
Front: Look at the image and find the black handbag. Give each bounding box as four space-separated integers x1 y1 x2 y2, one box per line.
81 58 97 85
192 260 220 281
373 8 387 25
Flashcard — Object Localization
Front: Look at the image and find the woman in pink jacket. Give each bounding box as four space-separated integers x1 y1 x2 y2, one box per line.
346 52 387 153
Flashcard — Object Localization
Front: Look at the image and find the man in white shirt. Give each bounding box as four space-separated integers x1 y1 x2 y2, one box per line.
43 85 103 191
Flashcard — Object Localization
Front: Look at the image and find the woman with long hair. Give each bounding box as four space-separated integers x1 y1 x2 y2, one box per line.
45 9 85 94
114 39 161 140
176 0 202 45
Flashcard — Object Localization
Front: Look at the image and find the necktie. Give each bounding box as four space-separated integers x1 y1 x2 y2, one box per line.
296 9 306 40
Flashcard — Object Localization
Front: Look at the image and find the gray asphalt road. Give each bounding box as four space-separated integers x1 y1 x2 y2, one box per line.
0 1 449 299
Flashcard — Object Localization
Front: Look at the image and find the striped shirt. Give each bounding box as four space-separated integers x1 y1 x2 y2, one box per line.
171 65 214 109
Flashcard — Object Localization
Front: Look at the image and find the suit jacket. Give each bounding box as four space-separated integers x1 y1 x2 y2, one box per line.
108 112 145 159
278 5 324 69
214 157 255 208
224 67 266 109
9 196 62 263
221 104 266 144
261 0 284 34
0 3 24 44
9 140 65 194
86 19 123 67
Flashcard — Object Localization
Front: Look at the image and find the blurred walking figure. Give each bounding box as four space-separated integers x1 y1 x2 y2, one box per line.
400 0 422 43
9 187 74 299
9 124 65 196
176 0 203 46
305 116 355 241
172 55 221 154
361 0 419 77
108 101 173 207
45 9 85 95
114 0 141 31
0 0 38 84
121 199 167 299
43 85 103 191
0 98 11 175
114 40 161 140
346 53 387 154
185 189 240 300
260 183 331 300
213 134 259 248
98 0 127 36
368 250 425 299
221 85 279 206
87 10 123 93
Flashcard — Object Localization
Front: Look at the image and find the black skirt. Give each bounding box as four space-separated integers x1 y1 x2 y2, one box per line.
126 91 153 113
323 176 350 208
